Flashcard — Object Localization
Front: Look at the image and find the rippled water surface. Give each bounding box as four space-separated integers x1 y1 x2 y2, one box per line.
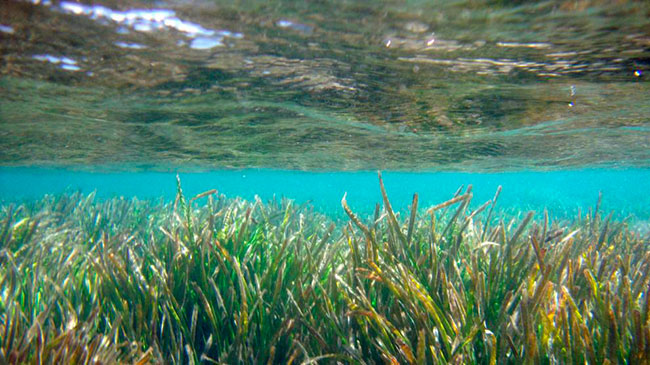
1 0 649 170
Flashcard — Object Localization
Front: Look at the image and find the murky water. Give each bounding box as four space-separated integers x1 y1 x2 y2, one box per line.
1 0 648 170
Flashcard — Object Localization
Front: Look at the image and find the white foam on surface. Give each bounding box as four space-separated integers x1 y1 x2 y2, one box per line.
55 1 243 50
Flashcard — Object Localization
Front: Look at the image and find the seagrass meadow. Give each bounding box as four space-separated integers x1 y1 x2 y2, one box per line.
0 173 649 364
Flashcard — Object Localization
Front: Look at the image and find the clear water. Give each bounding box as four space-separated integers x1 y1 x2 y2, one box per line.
0 2 649 363
1 167 649 229
0 0 649 222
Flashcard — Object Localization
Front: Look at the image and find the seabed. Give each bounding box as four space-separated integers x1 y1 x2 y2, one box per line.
0 172 648 364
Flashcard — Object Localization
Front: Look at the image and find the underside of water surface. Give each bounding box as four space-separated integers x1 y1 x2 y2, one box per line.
1 0 648 170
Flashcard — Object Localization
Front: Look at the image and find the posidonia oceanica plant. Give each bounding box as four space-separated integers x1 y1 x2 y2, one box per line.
0 173 647 364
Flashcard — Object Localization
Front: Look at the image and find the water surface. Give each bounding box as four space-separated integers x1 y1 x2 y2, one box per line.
1 0 648 170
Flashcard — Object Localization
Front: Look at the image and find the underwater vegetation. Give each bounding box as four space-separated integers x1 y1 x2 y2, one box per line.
0 173 648 364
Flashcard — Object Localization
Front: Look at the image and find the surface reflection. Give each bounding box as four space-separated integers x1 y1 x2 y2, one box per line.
0 0 647 170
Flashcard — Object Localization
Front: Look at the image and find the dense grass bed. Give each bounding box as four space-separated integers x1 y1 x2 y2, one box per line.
1 174 648 364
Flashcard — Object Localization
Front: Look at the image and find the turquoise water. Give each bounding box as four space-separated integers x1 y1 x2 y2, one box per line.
1 167 648 226
0 0 648 225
